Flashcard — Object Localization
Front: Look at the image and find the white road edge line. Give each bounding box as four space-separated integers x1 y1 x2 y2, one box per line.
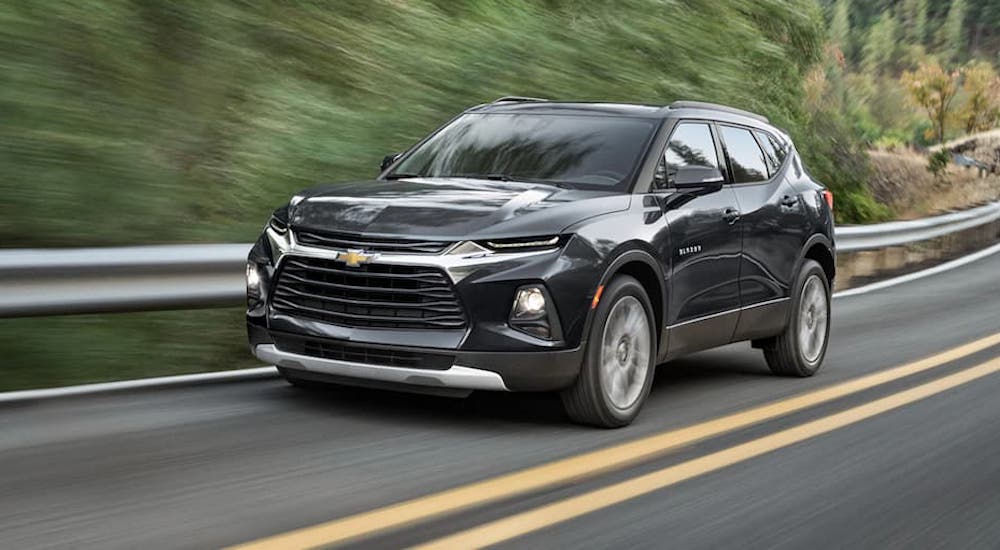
3 241 999 404
833 241 1000 298
0 367 278 404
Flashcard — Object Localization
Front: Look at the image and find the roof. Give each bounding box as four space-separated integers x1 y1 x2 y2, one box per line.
470 97 775 129
470 100 665 118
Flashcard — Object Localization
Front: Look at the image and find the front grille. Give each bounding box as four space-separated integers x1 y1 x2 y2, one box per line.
295 230 453 254
271 256 467 329
273 333 454 370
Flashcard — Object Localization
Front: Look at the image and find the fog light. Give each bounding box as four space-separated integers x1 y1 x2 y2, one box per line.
513 287 546 319
510 285 557 340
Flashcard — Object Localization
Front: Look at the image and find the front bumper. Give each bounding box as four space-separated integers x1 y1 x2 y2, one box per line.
254 344 509 391
249 323 584 392
247 228 600 393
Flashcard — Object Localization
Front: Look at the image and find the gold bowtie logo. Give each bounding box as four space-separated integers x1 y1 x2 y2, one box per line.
338 249 379 267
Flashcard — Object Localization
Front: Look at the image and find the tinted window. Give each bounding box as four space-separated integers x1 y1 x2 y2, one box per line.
720 126 768 183
768 133 788 163
656 123 720 189
391 113 657 190
754 130 780 175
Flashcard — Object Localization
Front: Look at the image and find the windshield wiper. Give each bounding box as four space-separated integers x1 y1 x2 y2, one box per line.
433 173 574 189
384 172 422 180
516 177 574 189
483 174 572 188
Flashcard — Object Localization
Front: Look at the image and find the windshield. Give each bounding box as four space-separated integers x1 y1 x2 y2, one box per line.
389 113 657 189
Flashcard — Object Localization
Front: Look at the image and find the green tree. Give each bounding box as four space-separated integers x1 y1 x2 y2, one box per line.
967 0 1000 55
942 0 968 62
801 44 891 222
901 61 961 143
900 0 928 43
829 0 853 54
862 14 899 74
960 60 1000 132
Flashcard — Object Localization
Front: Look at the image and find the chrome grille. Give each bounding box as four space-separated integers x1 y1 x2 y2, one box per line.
295 230 453 254
271 256 467 329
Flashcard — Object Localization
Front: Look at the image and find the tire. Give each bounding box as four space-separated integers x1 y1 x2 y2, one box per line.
762 259 831 377
561 275 657 428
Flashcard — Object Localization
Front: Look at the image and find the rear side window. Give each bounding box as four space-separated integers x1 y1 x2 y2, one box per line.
768 133 789 164
720 126 768 183
754 130 781 176
655 123 721 189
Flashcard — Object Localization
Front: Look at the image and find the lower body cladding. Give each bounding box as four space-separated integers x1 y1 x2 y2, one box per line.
249 324 585 396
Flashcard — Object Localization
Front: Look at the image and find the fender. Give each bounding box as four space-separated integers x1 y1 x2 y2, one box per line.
794 232 836 286
580 247 669 359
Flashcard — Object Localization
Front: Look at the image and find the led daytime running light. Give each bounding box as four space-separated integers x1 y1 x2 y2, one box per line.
486 236 559 249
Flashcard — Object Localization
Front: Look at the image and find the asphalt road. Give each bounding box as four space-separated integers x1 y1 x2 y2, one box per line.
2 251 999 549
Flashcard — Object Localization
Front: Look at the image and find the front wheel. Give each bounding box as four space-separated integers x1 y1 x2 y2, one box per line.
762 259 831 377
561 275 657 428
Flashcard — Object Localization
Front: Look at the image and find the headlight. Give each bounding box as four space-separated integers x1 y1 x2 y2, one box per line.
246 262 263 305
268 216 288 234
480 235 562 252
267 204 290 235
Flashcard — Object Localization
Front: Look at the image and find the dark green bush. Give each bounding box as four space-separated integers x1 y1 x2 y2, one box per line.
927 149 952 179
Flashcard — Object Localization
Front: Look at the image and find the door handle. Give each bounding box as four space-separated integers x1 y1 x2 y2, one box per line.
781 195 799 207
723 208 741 225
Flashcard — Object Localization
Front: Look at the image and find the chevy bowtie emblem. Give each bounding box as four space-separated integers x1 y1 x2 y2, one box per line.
338 249 379 267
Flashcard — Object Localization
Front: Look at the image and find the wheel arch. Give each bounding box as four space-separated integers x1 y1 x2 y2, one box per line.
798 234 836 287
586 249 667 353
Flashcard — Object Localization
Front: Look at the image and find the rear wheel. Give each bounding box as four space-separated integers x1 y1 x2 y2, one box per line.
762 259 830 377
561 275 656 428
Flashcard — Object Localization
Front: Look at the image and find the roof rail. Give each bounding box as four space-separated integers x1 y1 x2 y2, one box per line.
668 100 769 123
492 96 550 103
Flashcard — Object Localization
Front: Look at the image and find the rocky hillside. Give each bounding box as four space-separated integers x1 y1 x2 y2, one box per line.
869 144 1000 219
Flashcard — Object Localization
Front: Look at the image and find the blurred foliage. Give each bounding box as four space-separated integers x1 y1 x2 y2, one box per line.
3 0 1000 388
0 0 831 388
2 0 829 248
0 309 254 391
8 0 993 237
818 0 1000 147
802 44 892 221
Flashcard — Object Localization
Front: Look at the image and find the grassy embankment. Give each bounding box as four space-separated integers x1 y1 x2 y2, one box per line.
0 1 884 390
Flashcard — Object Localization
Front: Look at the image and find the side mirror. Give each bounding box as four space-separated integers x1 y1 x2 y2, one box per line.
380 153 403 173
673 165 725 188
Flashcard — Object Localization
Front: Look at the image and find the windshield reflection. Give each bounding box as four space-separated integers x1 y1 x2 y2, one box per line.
391 113 656 190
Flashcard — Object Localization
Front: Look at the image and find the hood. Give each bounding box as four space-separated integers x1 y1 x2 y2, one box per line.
287 178 630 239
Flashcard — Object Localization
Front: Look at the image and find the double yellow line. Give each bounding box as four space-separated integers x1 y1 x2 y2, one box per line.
232 332 1000 550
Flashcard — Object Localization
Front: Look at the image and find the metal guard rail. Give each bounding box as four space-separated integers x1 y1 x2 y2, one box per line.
1 201 997 317
836 201 1000 252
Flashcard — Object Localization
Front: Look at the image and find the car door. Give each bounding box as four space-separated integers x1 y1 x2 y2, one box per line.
718 125 806 341
655 121 743 356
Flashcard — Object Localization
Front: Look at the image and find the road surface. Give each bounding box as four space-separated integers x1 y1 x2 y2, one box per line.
2 250 999 549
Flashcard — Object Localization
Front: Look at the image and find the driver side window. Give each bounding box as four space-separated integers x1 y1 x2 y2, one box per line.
654 123 721 190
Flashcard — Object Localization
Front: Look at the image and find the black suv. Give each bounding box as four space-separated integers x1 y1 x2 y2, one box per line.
247 98 835 427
